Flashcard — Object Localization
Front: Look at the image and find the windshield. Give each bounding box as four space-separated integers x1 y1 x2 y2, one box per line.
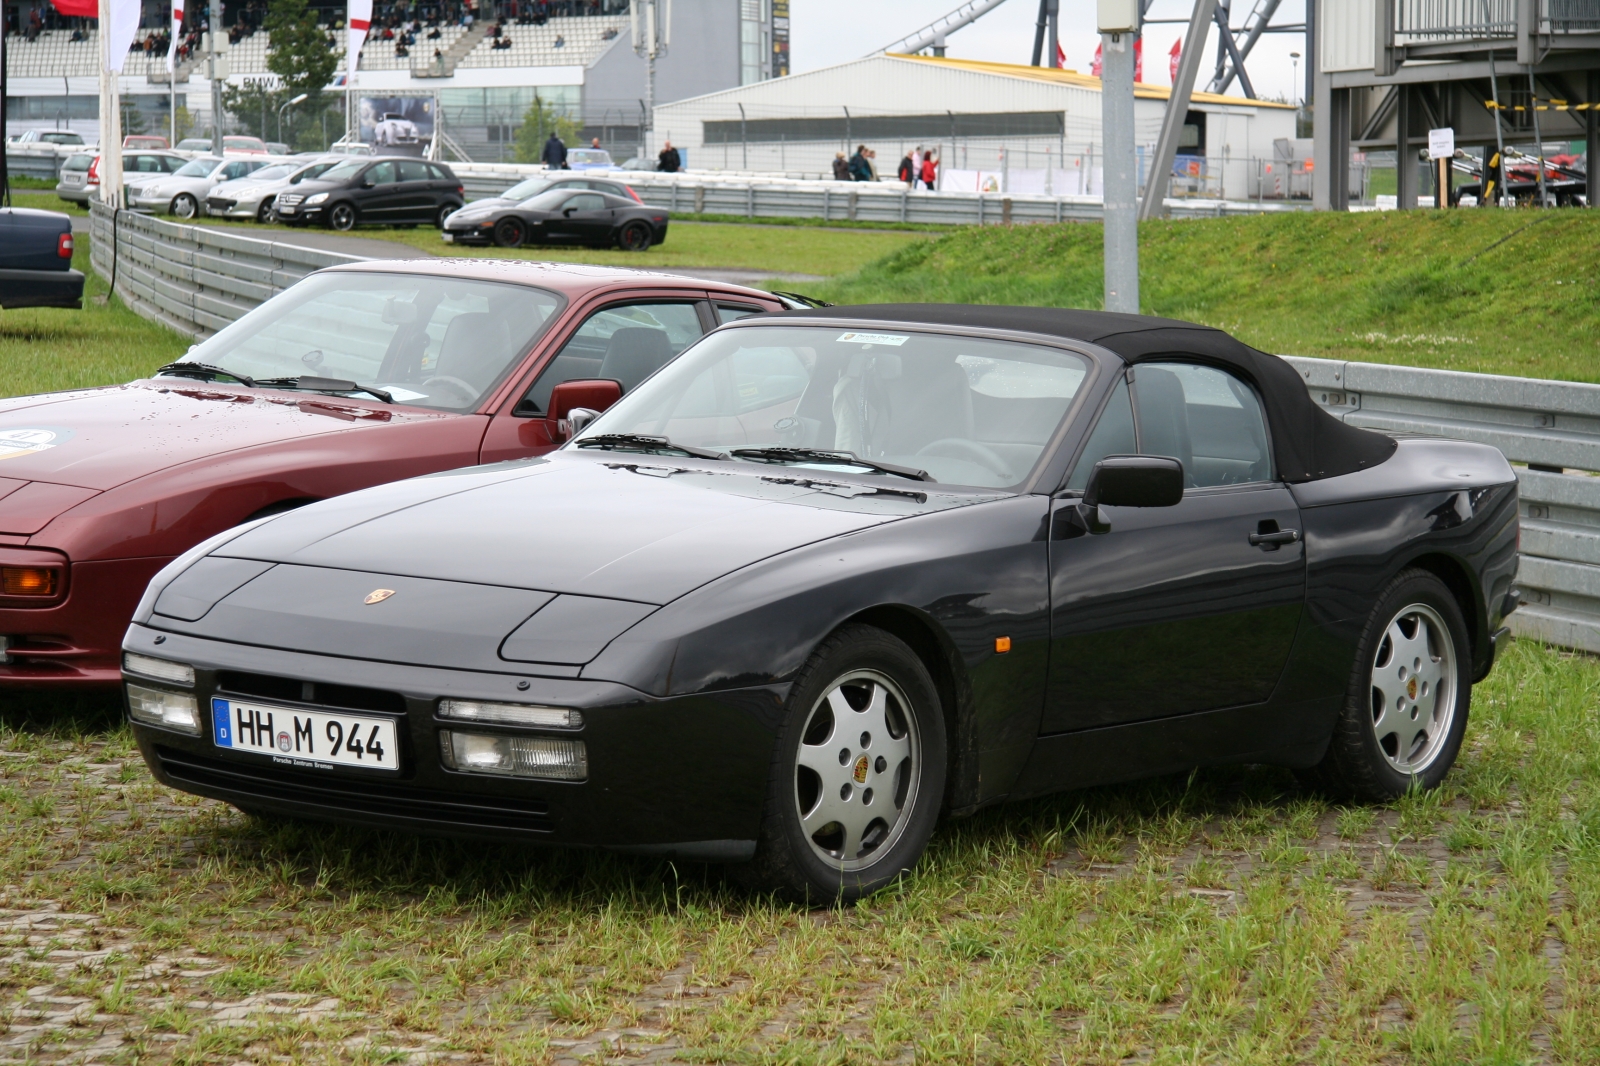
246 164 293 181
501 177 554 200
574 326 1092 489
65 153 94 170
520 188 581 210
290 161 336 183
174 158 220 177
569 150 611 164
319 160 366 183
172 272 564 412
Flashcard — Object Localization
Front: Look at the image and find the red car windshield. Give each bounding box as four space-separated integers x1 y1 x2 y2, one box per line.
171 272 565 411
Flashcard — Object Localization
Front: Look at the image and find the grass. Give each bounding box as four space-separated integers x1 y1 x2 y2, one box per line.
2 638 1598 1063
9 189 89 216
188 214 924 279
818 207 1600 382
0 245 189 400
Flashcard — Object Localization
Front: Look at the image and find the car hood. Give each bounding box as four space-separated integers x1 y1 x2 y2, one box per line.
206 451 1006 606
0 380 445 492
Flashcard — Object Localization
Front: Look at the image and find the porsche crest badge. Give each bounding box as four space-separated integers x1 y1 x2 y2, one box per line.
853 755 870 784
364 589 396 604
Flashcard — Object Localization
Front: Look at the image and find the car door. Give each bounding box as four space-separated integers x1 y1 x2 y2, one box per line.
546 191 610 243
353 161 401 220
1041 361 1305 734
478 296 710 463
393 159 436 221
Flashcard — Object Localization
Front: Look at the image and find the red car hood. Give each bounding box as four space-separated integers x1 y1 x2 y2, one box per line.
0 382 449 493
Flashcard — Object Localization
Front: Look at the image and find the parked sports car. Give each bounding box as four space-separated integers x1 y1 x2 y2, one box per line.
443 187 667 250
0 260 784 687
122 307 1521 901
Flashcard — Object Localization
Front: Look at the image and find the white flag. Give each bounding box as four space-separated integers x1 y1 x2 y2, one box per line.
167 1 184 75
347 0 373 72
104 0 143 74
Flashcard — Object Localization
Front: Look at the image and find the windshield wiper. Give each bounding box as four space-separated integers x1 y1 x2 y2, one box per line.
254 376 394 403
153 361 256 387
730 447 933 482
575 434 729 461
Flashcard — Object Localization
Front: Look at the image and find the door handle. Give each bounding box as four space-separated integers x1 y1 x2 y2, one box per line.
1248 529 1300 549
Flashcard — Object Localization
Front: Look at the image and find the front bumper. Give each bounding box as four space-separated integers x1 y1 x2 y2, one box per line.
442 227 493 245
0 556 172 687
206 196 265 220
123 623 782 856
126 188 175 211
274 202 324 224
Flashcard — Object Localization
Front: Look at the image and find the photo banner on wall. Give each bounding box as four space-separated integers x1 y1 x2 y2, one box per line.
359 96 434 155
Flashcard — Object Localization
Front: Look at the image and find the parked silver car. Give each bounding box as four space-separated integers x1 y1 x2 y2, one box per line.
205 157 341 222
125 157 272 218
55 150 186 204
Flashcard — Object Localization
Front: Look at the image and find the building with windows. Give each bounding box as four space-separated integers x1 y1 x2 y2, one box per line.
3 0 785 162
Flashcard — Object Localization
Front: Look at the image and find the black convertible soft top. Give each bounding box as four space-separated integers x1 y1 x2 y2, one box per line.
773 304 1396 483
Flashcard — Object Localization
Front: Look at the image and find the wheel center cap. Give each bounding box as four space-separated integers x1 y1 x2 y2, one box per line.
852 755 870 784
1407 678 1418 700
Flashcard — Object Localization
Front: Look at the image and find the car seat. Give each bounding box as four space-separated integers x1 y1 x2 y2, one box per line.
597 327 673 393
434 312 513 392
833 350 974 458
1133 365 1195 482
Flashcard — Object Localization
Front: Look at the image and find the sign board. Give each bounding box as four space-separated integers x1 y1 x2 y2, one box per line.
1428 128 1455 160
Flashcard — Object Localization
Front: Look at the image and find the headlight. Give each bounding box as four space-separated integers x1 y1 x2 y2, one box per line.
439 699 581 728
123 652 195 686
439 731 587 781
304 192 329 205
126 683 201 735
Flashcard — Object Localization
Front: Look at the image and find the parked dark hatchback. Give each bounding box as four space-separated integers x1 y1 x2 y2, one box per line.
443 187 668 251
275 157 464 230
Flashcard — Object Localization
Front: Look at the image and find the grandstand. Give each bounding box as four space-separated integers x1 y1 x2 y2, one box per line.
463 18 619 70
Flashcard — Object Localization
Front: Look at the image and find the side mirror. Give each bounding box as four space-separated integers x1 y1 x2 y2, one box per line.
361 179 375 189
547 378 622 440
1083 455 1185 509
563 206 578 216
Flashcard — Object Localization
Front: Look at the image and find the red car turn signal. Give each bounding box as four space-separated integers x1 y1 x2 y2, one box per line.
2 567 58 597
58 233 74 258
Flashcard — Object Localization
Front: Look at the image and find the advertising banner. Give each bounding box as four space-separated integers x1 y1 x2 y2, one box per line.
358 96 435 155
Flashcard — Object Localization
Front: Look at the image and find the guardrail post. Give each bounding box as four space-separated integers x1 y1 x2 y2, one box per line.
848 190 858 221
694 186 705 214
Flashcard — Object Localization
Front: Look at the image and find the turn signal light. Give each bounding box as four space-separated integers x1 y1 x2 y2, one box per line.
994 636 1012 653
2 567 57 597
58 232 74 258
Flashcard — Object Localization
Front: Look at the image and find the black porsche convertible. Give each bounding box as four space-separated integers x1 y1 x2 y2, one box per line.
442 187 668 251
123 307 1520 901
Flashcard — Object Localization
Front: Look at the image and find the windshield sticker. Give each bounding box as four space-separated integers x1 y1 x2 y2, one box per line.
836 332 909 347
0 428 72 462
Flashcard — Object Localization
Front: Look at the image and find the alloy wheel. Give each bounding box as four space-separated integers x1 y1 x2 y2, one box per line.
1369 602 1457 774
494 218 525 247
793 669 920 872
329 204 356 231
619 222 652 251
171 194 197 219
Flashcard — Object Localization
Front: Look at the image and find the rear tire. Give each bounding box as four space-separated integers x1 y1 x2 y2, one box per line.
617 220 653 252
436 203 458 229
737 624 946 904
170 193 198 219
328 203 357 231
1304 569 1471 801
256 198 274 224
493 217 526 247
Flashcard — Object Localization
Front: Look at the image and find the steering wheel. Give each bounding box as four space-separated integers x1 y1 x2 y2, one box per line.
422 375 478 404
915 438 1014 480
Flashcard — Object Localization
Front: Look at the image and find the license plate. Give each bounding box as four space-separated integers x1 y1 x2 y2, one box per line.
211 698 400 772
441 232 454 242
279 206 297 215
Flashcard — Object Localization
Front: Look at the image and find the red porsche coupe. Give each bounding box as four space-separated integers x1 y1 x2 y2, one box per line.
0 260 786 687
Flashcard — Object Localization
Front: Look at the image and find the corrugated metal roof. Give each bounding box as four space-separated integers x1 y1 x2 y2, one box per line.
891 54 1297 110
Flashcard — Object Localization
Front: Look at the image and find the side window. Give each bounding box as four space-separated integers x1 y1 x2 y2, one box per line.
221 162 248 180
164 155 187 172
397 160 430 182
428 164 451 181
1066 376 1135 492
517 302 705 415
565 193 606 212
1133 362 1271 487
366 162 398 185
716 304 764 324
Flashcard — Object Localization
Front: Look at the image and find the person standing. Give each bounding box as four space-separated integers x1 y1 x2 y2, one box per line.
657 140 681 172
897 150 915 184
542 131 568 169
848 145 872 181
832 152 850 180
920 150 938 191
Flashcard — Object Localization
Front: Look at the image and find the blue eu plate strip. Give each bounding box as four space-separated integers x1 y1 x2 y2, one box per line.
212 698 234 748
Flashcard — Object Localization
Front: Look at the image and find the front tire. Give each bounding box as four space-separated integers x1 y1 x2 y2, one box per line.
617 220 653 251
493 217 526 247
1307 569 1471 801
738 624 946 904
256 198 275 224
328 203 357 231
170 193 198 219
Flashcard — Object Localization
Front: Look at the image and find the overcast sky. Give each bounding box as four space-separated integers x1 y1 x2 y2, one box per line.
788 0 1308 106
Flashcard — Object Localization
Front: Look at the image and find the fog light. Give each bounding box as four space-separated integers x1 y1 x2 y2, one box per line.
439 730 587 781
122 652 195 686
439 699 581 729
2 567 57 596
126 683 201 735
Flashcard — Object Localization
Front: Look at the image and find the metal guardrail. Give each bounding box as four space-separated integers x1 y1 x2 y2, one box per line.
87 202 361 338
449 163 1310 224
84 207 1593 653
1287 355 1600 654
4 146 73 181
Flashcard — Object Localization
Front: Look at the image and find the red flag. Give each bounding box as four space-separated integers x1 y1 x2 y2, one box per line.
1091 43 1101 77
1170 38 1181 83
1055 41 1066 69
51 0 98 18
1134 35 1143 81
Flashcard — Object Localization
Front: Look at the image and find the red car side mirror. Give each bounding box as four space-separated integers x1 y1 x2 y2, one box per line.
548 378 622 441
